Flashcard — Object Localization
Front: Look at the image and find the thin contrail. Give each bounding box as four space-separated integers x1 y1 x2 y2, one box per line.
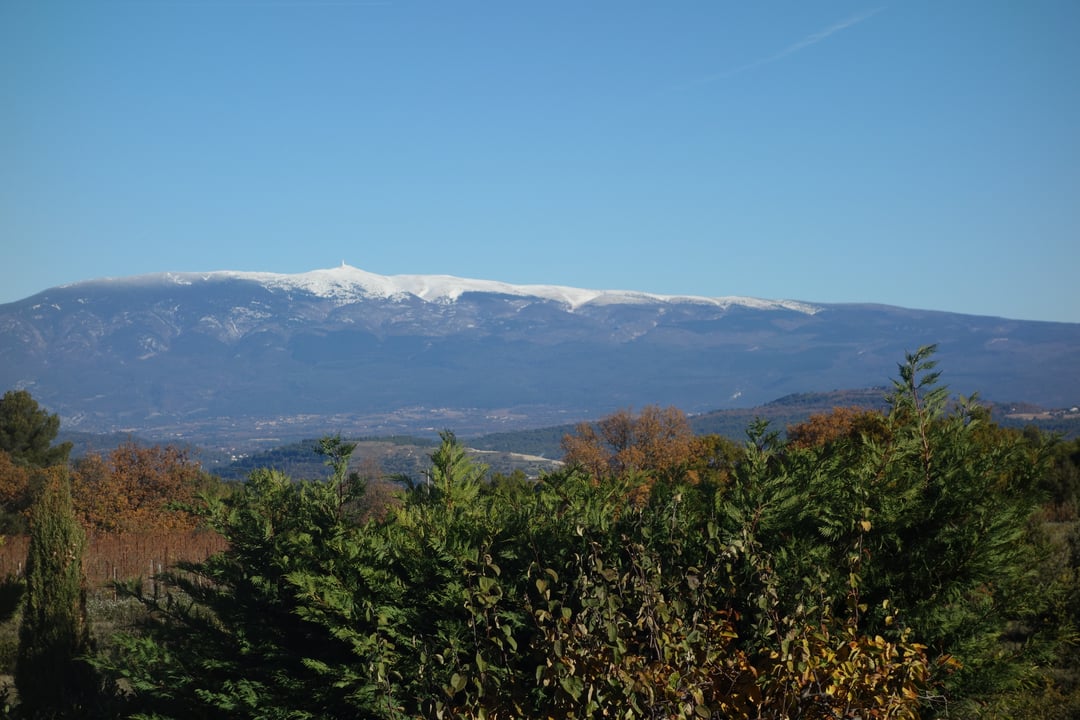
689 6 886 86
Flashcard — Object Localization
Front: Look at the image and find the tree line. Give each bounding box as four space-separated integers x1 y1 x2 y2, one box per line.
3 346 1080 717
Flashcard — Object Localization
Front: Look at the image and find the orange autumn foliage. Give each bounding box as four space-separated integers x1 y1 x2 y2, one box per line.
559 405 748 505
786 406 889 449
0 449 34 530
562 405 695 482
71 443 206 534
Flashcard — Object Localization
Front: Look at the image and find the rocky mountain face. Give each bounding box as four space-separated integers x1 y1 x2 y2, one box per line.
2 266 1077 448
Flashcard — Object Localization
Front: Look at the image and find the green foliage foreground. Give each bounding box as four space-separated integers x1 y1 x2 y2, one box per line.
96 348 1071 719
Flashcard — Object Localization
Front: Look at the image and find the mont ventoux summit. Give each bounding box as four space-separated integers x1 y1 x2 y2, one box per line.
1 264 1077 449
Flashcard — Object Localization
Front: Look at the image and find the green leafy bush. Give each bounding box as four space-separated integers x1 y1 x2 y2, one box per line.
94 349 1069 718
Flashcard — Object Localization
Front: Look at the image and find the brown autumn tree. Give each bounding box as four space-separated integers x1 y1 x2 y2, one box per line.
686 433 745 485
562 406 697 502
786 406 889 449
349 454 402 523
0 389 72 534
71 442 206 534
0 449 34 533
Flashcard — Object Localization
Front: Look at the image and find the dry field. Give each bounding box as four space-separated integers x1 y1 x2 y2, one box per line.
0 530 228 676
0 530 227 592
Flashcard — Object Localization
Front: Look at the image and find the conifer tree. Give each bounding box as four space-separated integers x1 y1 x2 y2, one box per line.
15 466 94 716
0 390 71 468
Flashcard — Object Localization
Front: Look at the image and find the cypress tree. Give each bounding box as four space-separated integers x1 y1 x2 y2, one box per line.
15 466 93 716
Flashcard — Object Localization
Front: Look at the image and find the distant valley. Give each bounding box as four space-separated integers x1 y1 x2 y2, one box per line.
57 388 1080 485
4 265 1078 455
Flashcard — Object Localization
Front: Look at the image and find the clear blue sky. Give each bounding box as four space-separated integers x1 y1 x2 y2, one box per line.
2 1 1078 322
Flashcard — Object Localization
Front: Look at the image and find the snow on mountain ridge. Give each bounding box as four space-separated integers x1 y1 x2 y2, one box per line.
65 265 821 314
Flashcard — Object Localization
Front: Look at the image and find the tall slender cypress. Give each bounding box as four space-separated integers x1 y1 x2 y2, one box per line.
15 466 93 716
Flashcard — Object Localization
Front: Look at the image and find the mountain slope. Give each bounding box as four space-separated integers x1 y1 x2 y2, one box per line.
2 266 1077 448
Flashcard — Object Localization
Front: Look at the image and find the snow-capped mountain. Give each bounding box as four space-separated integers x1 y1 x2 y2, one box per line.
66 264 822 313
2 266 1077 447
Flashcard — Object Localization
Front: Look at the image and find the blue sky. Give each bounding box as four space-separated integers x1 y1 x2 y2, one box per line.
2 1 1077 322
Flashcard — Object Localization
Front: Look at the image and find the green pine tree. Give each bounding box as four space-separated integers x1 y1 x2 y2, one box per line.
0 390 71 468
